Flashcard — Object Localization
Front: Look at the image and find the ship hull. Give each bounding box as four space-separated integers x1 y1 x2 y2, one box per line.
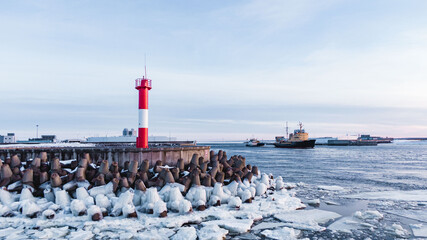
246 143 265 147
274 140 316 148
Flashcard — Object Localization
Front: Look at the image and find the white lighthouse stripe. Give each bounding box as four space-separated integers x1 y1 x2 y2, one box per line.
138 109 148 128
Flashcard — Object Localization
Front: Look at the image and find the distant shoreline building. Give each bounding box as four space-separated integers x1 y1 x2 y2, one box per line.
86 128 177 143
0 133 16 143
17 135 57 144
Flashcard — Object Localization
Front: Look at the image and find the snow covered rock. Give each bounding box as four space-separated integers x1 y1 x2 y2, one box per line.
228 196 242 209
87 205 103 221
238 189 252 203
70 199 87 216
42 209 55 219
19 188 34 202
43 188 55 202
55 189 71 208
143 187 163 214
167 186 185 212
111 190 134 217
88 181 115 197
178 199 193 214
186 186 207 210
256 183 267 196
276 176 285 190
76 187 90 200
21 200 41 218
122 202 137 218
95 194 111 210
0 189 14 206
154 200 168 217
0 204 13 217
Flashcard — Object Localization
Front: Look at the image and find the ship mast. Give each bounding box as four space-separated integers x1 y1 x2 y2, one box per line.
286 121 288 139
299 122 303 132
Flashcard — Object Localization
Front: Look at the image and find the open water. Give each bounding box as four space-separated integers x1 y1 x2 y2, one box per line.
202 140 427 239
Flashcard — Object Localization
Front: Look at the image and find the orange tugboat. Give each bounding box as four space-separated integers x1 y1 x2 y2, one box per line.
274 122 316 148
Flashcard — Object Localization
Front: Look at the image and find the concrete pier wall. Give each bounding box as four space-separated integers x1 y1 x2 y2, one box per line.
0 145 210 167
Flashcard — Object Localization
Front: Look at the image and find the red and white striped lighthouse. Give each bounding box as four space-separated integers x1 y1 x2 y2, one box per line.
135 73 152 148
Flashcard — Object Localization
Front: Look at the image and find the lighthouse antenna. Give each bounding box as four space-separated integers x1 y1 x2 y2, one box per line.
144 53 147 79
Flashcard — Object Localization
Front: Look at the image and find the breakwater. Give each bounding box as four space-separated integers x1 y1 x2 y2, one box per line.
0 145 290 222
0 143 210 168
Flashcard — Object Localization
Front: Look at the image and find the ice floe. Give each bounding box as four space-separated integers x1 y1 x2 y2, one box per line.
410 223 427 238
202 219 254 233
318 185 346 191
344 190 427 202
171 226 197 240
252 222 288 231
275 209 341 231
386 209 427 223
261 227 301 240
328 210 384 234
197 225 228 240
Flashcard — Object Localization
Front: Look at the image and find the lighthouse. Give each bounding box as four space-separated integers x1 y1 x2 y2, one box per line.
135 72 152 148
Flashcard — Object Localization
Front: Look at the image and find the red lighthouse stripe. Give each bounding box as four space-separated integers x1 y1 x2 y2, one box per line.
139 88 149 109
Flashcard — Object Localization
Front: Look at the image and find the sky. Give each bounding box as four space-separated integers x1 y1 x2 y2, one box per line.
1 0 427 141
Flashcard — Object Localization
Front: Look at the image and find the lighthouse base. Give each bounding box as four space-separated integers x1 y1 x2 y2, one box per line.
136 128 148 148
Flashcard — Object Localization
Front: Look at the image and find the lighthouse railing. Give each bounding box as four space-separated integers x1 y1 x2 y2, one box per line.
135 78 152 88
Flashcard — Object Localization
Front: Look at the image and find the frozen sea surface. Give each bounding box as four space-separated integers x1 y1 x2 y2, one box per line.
206 140 427 239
